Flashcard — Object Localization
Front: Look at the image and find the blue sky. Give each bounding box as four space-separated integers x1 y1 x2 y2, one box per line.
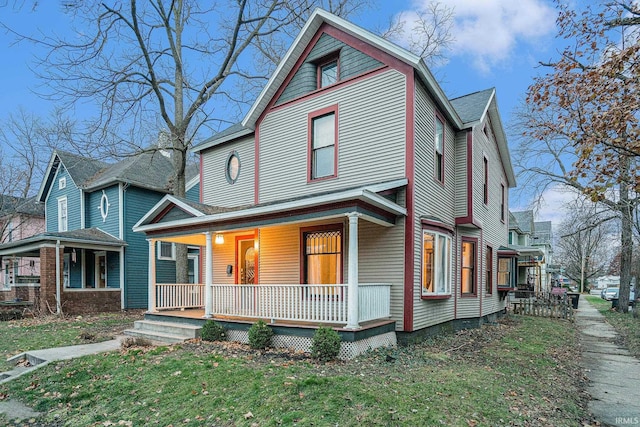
0 0 565 222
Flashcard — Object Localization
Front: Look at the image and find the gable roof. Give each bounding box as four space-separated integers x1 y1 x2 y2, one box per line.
245 9 462 130
511 210 534 234
37 149 190 202
191 10 516 188
450 88 495 124
0 195 44 218
83 151 175 192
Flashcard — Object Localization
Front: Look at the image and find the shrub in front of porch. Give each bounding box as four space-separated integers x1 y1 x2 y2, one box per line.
248 320 273 349
311 327 341 362
201 320 226 342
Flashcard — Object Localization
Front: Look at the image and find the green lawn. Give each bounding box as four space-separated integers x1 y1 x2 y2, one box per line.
0 314 591 426
0 311 144 365
585 295 640 358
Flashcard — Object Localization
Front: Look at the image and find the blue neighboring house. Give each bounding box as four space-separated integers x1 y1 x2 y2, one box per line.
0 149 199 314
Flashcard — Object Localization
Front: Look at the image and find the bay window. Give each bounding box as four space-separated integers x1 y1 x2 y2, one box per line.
421 230 452 296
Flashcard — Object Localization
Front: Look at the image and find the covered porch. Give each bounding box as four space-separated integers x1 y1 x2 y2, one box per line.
135 179 408 330
0 228 126 314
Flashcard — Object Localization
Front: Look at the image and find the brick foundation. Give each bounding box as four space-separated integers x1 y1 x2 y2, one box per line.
62 290 121 314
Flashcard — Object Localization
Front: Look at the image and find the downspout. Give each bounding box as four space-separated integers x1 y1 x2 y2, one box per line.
55 240 61 315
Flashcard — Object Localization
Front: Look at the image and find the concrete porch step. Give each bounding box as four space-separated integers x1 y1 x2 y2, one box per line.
123 319 202 344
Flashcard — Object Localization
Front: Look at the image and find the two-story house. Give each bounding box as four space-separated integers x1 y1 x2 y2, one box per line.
131 9 516 356
0 150 199 315
508 210 545 295
0 195 45 303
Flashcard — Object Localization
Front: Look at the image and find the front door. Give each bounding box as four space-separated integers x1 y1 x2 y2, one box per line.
188 254 199 284
95 252 107 288
237 238 256 285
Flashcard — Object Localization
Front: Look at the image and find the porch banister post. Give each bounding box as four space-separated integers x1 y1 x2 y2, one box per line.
204 232 213 318
346 212 360 329
147 239 156 312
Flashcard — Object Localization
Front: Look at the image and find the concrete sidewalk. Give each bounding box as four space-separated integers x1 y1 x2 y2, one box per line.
575 298 640 427
0 337 124 421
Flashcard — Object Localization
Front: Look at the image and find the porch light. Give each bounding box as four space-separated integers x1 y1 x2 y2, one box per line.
214 234 224 244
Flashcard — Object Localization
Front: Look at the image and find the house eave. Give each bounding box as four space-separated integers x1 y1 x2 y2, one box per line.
134 178 408 234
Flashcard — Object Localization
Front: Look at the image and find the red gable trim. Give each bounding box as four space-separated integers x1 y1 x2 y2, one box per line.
455 130 481 227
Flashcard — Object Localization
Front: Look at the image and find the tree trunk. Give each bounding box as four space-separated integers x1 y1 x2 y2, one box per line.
618 155 632 313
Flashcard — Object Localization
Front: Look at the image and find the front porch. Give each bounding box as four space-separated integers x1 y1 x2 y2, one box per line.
148 282 392 326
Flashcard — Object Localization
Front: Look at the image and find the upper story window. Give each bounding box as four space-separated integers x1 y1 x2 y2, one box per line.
500 184 506 222
58 177 66 190
58 197 68 232
225 151 241 184
483 156 489 205
435 116 444 183
461 238 477 296
309 105 338 181
421 230 452 297
317 55 339 88
7 222 13 242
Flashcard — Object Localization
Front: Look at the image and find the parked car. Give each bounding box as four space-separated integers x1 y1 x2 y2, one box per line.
603 287 619 301
600 288 607 299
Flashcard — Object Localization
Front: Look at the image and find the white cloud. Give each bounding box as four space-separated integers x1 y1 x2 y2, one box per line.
395 0 557 74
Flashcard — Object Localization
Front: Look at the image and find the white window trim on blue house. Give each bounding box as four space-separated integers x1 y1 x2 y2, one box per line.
157 241 176 261
58 196 68 232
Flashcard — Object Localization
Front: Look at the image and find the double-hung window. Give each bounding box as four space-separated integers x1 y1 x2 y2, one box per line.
58 197 68 232
157 241 176 261
483 156 489 205
461 239 477 296
309 106 338 180
435 116 444 183
498 257 512 288
486 245 493 294
421 230 452 296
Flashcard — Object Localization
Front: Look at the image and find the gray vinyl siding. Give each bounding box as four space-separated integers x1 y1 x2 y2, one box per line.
276 33 384 105
471 121 509 315
258 225 301 284
201 136 255 208
411 82 457 330
85 185 119 237
454 132 468 218
259 70 406 203
46 165 81 232
358 218 405 330
124 186 169 308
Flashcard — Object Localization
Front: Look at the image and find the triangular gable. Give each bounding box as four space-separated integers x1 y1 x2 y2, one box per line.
242 8 462 130
134 194 207 228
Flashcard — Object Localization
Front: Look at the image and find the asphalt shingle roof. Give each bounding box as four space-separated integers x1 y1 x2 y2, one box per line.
511 210 534 234
82 151 175 193
449 88 494 124
0 195 44 217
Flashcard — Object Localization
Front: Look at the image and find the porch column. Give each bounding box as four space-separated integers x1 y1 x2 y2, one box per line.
55 240 62 315
147 239 157 312
204 232 213 318
346 212 361 329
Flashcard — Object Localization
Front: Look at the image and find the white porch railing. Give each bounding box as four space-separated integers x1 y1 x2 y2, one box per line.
155 283 204 310
152 283 391 325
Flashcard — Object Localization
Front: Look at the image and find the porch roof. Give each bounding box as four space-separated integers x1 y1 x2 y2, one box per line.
0 228 127 257
133 179 408 244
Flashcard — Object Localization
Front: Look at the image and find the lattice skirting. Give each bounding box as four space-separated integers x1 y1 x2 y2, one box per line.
225 330 397 360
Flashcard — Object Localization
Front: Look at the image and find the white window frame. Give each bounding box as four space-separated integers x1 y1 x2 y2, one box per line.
58 197 68 232
59 177 66 190
157 241 176 261
421 230 452 297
